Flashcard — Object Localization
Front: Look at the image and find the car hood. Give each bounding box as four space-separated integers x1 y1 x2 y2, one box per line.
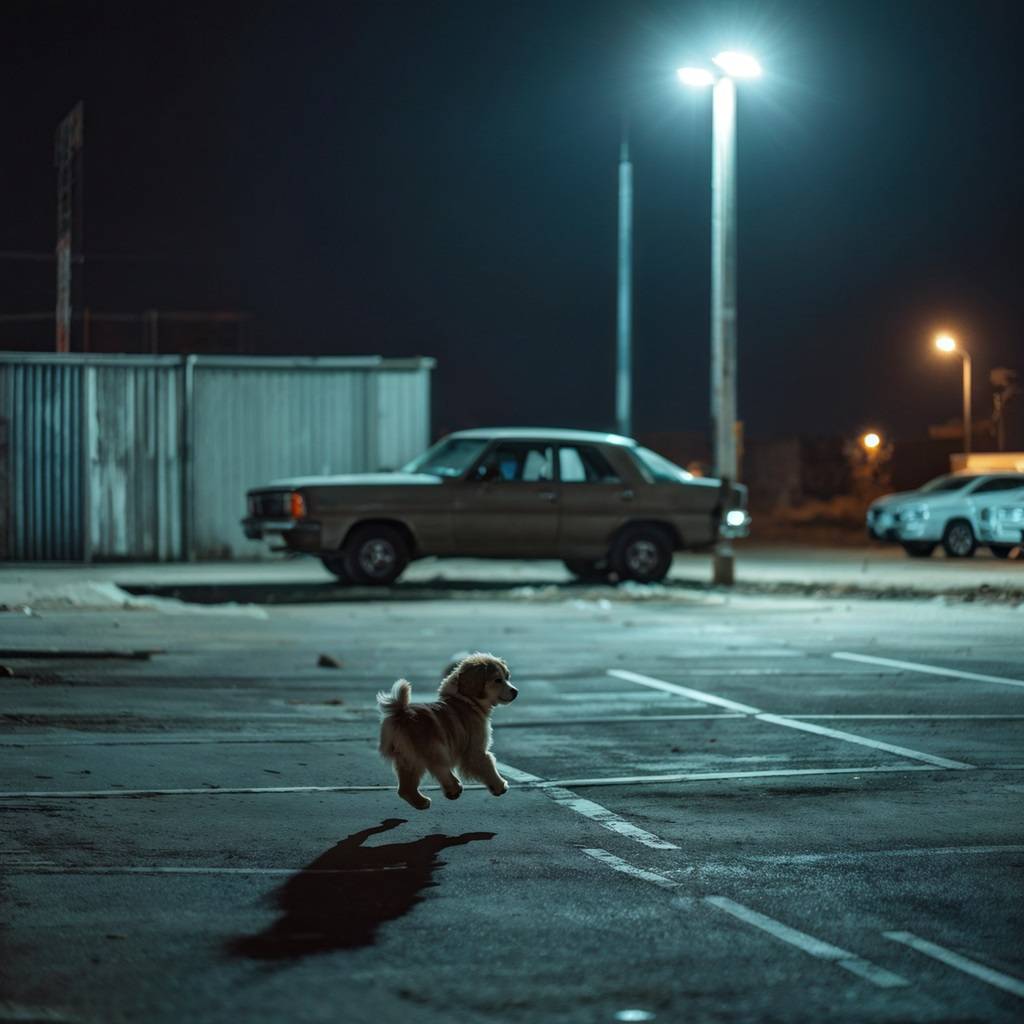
869 490 921 511
259 472 443 489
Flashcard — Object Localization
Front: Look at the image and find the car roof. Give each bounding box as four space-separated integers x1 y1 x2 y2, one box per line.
446 427 637 446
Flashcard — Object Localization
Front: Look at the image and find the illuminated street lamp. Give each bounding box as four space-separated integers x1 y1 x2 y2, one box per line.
677 51 761 585
862 431 881 451
934 333 972 455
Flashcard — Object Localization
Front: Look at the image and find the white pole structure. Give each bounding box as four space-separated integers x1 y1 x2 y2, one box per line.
616 126 633 437
678 52 760 587
710 75 738 585
962 350 972 456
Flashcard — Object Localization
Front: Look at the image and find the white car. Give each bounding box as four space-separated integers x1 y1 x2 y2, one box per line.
977 490 1024 557
879 473 1024 557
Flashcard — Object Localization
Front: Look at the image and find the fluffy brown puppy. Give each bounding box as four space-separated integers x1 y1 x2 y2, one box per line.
377 653 517 810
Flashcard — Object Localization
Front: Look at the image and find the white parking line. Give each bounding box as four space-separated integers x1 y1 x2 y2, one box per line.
580 848 908 989
496 763 679 850
755 714 974 770
542 765 941 788
581 848 682 890
782 714 1024 721
884 931 1024 998
609 669 976 771
499 714 745 728
748 844 1024 864
707 897 909 988
833 652 1024 690
0 864 407 876
608 670 762 714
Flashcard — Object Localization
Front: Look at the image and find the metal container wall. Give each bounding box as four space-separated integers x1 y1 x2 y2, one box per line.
0 353 434 561
0 358 84 560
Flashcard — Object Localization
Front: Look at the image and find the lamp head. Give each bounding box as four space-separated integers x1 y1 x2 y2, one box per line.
935 333 957 353
862 432 881 450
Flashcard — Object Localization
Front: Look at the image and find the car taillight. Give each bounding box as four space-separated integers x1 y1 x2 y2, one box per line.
290 492 307 519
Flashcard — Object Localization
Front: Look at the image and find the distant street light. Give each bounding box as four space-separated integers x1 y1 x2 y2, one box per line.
934 332 972 455
862 431 881 450
677 51 761 586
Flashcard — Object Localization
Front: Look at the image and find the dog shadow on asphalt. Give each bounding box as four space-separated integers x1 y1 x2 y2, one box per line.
227 818 494 961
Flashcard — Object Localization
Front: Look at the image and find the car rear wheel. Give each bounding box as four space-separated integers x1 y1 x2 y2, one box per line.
320 553 351 582
611 526 673 583
941 519 976 558
343 524 410 585
563 558 610 582
990 544 1017 559
901 542 936 558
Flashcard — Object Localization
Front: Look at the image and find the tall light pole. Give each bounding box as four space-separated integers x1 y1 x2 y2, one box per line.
935 332 972 456
616 123 633 437
678 51 761 585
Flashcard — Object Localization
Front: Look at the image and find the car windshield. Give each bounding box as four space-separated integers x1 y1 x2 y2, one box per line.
402 437 490 478
632 446 693 484
918 474 980 494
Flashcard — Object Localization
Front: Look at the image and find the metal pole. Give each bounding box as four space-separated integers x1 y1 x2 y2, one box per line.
962 351 972 456
616 128 633 437
710 76 737 586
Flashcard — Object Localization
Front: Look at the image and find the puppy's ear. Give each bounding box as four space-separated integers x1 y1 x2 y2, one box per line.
456 661 490 699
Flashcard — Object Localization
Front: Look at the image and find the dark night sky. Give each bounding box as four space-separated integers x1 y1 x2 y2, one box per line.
3 0 1023 444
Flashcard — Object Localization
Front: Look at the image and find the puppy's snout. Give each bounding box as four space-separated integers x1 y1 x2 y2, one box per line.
506 685 519 701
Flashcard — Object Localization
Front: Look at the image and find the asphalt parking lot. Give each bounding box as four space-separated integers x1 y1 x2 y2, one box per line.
1 579 1022 1023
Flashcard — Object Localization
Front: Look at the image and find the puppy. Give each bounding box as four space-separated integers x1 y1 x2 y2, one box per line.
377 653 517 810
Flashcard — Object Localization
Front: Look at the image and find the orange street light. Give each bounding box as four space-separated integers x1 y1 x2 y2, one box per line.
862 431 881 450
934 332 972 455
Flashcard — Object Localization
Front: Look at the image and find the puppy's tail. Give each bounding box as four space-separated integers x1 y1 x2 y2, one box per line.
377 679 413 719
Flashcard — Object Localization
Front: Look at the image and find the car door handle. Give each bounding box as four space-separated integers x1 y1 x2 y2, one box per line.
619 489 635 501
538 490 558 502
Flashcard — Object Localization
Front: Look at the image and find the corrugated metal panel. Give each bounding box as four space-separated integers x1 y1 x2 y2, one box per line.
0 360 84 559
85 364 183 560
0 354 434 562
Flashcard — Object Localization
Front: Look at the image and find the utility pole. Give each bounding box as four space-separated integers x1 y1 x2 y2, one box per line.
616 123 633 438
55 102 84 353
710 76 738 585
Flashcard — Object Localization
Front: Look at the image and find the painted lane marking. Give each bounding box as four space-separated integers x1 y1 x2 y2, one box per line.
884 931 1024 998
608 670 762 714
0 764 948 800
755 714 975 770
609 669 976 771
580 849 907 989
779 714 1024 721
581 848 683 891
745 844 1024 864
542 765 940 788
706 897 909 989
558 692 674 701
496 763 678 850
0 865 407 876
498 714 745 728
833 652 1024 690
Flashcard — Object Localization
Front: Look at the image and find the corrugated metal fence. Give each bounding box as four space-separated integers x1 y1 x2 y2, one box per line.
0 354 433 561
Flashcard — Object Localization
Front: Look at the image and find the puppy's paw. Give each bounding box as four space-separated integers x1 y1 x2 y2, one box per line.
489 778 509 797
444 782 464 801
400 790 431 811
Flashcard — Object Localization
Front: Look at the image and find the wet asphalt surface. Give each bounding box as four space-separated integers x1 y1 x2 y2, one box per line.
0 583 1022 1023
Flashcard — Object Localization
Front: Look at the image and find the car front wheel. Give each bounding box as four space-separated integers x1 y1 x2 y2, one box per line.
611 526 673 583
941 519 976 558
343 524 410 585
902 542 936 558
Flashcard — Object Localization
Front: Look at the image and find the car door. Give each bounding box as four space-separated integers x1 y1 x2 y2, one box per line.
452 440 560 555
556 444 635 557
966 476 1024 527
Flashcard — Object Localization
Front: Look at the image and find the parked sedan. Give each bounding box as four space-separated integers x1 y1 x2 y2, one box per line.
977 490 1024 557
873 472 1024 557
243 428 750 584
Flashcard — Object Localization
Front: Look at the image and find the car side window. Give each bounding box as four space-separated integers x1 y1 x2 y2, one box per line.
973 477 1024 494
473 442 553 483
558 445 622 483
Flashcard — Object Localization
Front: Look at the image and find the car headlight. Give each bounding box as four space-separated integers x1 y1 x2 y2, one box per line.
900 504 929 522
994 506 1024 524
725 509 748 528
